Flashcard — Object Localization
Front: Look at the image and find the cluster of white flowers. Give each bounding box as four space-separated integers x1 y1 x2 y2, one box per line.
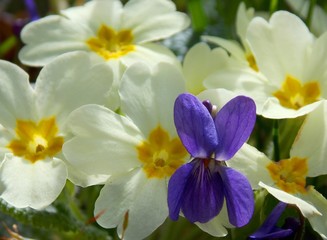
0 0 326 239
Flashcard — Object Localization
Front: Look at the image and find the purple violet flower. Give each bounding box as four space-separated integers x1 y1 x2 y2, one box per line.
249 202 300 239
168 93 256 226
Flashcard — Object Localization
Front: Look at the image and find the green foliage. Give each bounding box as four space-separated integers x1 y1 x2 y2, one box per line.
0 197 108 239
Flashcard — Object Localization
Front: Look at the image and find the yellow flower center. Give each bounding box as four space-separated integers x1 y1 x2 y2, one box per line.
246 53 259 72
7 117 64 163
86 25 135 60
267 157 308 194
273 75 320 110
136 126 187 178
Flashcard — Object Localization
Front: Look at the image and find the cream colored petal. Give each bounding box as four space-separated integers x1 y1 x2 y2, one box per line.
122 0 190 43
0 155 67 209
259 182 321 218
95 169 168 240
291 101 327 176
35 52 114 128
63 104 143 176
286 0 327 36
301 187 327 239
120 43 181 68
196 217 228 237
247 11 314 84
236 2 254 47
0 61 35 129
227 144 273 189
261 98 323 119
19 15 90 66
305 32 327 93
183 43 230 95
197 88 238 109
204 69 270 114
61 0 123 31
66 161 109 187
195 202 231 237
120 62 185 137
202 36 246 62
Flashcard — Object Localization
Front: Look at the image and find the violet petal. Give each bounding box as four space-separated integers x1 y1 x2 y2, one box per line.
214 96 256 160
181 159 224 223
252 202 288 236
174 93 218 158
249 228 293 239
219 165 254 227
168 162 194 221
249 202 297 239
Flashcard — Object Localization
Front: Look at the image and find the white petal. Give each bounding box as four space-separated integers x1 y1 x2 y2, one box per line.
227 144 274 189
195 202 230 237
291 101 327 176
66 161 109 187
120 43 181 68
236 2 254 48
35 52 113 127
198 87 268 119
95 169 168 240
203 69 270 114
196 218 228 237
0 155 67 209
63 104 142 176
19 15 90 66
247 11 314 84
197 88 244 109
0 60 35 129
183 43 230 94
0 125 12 159
261 98 323 119
120 62 185 137
301 187 327 239
122 0 189 43
259 182 321 218
61 0 123 31
305 32 327 93
286 0 327 36
202 36 246 62
103 60 126 111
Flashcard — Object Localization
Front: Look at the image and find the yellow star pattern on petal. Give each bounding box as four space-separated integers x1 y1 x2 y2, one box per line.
7 117 64 163
273 75 320 110
137 126 187 179
267 157 308 194
86 25 135 60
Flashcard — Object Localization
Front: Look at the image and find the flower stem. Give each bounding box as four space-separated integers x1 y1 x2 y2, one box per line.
269 0 279 15
272 120 280 161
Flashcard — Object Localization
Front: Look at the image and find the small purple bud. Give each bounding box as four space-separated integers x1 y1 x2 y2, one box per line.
202 100 212 114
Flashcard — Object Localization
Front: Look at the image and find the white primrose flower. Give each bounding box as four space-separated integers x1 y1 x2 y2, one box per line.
205 11 327 119
19 0 190 68
202 3 270 114
228 101 327 239
63 62 188 240
0 52 113 209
